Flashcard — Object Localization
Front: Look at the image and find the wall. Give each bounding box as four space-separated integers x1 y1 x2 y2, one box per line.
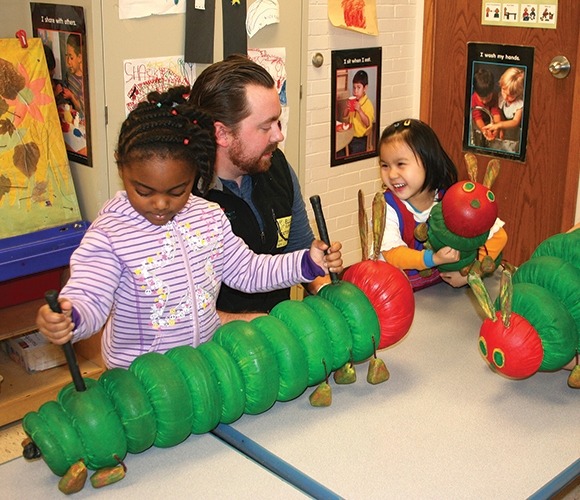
100 1 307 212
304 0 424 267
10 1 573 264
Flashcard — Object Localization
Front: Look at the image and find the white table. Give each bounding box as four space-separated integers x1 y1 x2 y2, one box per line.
0 431 306 499
1 275 578 498
229 276 579 499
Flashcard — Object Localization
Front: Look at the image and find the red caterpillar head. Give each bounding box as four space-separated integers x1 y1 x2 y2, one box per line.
441 181 498 237
479 311 543 379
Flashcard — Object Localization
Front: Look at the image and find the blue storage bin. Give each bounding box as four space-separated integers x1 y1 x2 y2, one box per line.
0 221 90 282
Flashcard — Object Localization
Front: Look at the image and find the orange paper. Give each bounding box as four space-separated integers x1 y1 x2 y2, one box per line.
328 0 378 35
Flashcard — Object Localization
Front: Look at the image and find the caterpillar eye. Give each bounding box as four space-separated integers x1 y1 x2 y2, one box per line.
462 182 476 192
478 336 488 357
492 348 506 369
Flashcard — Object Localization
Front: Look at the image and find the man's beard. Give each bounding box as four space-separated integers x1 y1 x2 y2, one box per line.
229 134 277 175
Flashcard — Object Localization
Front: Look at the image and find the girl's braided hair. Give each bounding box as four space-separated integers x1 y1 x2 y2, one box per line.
115 85 216 196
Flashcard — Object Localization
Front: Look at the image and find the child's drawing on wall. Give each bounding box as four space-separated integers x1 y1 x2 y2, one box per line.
328 0 378 35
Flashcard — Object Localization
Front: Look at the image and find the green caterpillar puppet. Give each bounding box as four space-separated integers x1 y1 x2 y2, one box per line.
468 228 580 384
21 281 387 489
420 152 502 277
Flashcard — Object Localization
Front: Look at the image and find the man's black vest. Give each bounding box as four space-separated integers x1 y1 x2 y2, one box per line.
206 149 295 313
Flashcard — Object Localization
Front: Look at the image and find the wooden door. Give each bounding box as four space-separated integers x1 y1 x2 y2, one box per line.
421 1 579 265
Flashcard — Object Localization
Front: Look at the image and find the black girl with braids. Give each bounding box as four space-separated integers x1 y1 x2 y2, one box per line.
116 85 215 196
36 87 344 369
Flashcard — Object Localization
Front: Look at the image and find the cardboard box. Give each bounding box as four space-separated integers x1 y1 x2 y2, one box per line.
2 331 66 373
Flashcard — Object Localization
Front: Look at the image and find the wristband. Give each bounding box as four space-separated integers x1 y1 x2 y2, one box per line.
423 249 435 268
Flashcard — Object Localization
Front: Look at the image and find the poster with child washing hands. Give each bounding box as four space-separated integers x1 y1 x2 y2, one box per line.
463 42 533 162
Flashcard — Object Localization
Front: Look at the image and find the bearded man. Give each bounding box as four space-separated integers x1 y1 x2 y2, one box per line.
189 55 329 322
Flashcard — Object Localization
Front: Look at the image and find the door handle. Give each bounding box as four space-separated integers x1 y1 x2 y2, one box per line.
312 52 324 68
549 56 571 79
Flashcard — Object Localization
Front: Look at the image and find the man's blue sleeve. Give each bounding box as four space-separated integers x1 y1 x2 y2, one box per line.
285 163 315 252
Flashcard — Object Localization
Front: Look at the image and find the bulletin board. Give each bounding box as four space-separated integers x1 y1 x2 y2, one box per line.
0 38 81 239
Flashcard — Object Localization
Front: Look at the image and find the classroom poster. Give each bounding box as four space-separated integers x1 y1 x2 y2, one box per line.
31 4 91 166
0 38 81 238
463 42 534 162
331 47 381 167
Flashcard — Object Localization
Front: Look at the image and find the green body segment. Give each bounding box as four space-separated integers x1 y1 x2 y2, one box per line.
251 315 309 402
513 256 580 350
22 281 382 476
129 353 193 448
270 300 334 385
165 346 222 434
213 321 279 415
531 228 580 266
58 379 127 470
36 402 85 469
303 294 352 371
98 368 157 453
318 281 379 362
196 341 245 424
508 283 577 371
23 405 80 476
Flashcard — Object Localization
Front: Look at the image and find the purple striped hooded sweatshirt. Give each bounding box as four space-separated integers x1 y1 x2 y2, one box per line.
62 192 311 368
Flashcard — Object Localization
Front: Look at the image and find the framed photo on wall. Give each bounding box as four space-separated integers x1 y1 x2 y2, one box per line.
463 42 534 162
331 47 381 167
31 3 91 166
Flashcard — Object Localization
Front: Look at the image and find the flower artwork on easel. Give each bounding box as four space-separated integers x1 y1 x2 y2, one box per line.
0 37 81 239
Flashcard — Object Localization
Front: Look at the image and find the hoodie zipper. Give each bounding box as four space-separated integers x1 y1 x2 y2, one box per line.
173 222 200 347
